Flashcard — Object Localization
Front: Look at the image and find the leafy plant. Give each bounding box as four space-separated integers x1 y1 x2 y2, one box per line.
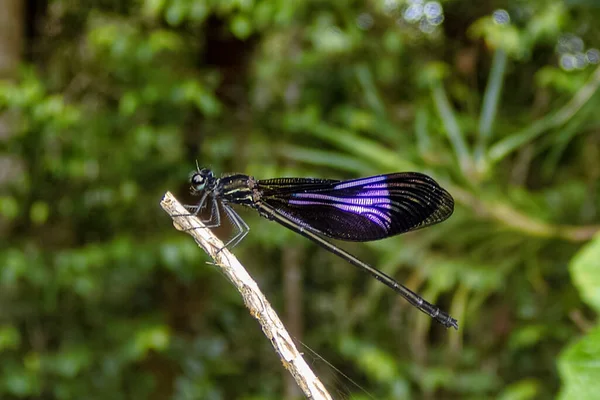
1 0 599 399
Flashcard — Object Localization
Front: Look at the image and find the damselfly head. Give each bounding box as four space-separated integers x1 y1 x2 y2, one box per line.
190 168 216 194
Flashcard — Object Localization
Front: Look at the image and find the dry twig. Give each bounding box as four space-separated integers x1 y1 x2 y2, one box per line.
160 191 332 400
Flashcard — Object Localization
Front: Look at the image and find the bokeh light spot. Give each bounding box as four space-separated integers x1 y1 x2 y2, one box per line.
404 4 424 23
357 13 374 30
492 9 510 25
557 34 584 54
573 52 588 69
587 49 600 64
383 0 400 14
560 54 575 71
424 1 442 19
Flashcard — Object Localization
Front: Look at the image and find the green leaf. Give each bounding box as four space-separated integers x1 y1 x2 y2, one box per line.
525 3 565 44
49 346 93 378
0 325 20 351
230 14 253 39
498 379 541 400
469 16 524 58
339 336 402 384
535 67 588 94
131 325 172 360
142 0 166 18
4 368 40 396
569 233 600 313
0 196 20 219
558 325 600 400
165 0 188 26
30 201 50 225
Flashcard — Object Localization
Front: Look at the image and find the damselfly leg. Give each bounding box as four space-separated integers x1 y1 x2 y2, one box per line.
219 203 250 252
180 191 209 216
179 194 221 228
180 197 248 253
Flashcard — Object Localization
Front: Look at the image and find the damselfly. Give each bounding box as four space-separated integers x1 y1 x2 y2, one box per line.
187 168 457 329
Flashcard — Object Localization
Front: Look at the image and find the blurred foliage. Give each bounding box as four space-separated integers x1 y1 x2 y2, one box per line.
558 234 600 400
1 0 600 399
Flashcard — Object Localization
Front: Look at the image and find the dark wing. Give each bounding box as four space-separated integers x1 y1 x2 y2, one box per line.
257 172 454 242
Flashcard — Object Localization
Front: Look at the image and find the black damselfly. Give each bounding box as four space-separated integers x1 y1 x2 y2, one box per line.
187 168 458 329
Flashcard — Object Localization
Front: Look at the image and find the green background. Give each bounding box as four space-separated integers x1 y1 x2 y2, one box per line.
1 0 600 399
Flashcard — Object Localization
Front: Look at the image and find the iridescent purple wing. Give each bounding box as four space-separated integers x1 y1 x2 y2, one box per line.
257 173 454 241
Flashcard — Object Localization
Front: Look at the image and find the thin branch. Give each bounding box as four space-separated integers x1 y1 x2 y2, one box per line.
160 192 333 400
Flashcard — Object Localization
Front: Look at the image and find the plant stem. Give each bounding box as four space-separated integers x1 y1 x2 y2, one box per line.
476 49 507 165
431 82 472 175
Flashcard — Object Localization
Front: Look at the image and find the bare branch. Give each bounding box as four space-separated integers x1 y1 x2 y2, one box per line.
160 192 333 400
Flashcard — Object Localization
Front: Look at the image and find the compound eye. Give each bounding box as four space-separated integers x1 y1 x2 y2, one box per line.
191 173 206 191
200 168 213 178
